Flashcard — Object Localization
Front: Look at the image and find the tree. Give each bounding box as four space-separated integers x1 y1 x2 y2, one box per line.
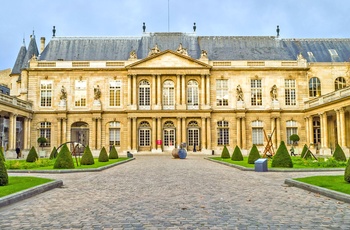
248 144 260 164
231 145 243 161
81 145 95 165
0 151 8 186
344 157 350 183
220 145 230 159
98 147 109 162
37 137 47 151
54 144 75 169
26 146 39 162
289 134 300 145
0 146 5 162
271 141 293 168
109 146 119 159
333 144 347 162
300 144 308 158
49 147 57 159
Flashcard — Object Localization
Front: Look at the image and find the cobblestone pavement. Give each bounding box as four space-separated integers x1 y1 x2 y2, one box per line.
1 155 350 229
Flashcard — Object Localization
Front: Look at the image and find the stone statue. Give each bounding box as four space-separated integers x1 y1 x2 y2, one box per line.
94 85 101 100
297 52 305 61
148 44 160 56
201 50 208 58
236 85 244 101
176 43 188 56
270 85 278 101
60 86 67 100
129 50 137 59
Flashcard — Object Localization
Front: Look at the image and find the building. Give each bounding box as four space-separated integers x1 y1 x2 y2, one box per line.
3 28 350 156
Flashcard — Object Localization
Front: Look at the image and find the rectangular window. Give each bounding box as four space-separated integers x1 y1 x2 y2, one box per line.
286 127 298 145
252 128 263 145
216 79 228 106
217 128 229 145
139 129 150 146
75 80 87 107
39 122 51 147
251 79 262 106
109 81 121 106
40 80 52 107
109 128 120 146
285 79 296 106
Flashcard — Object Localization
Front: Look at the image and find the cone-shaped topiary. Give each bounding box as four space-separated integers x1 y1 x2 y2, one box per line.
109 146 119 159
81 145 95 165
231 145 243 161
98 147 109 162
0 152 8 186
0 146 5 162
303 149 313 160
300 144 308 158
344 157 350 183
333 144 347 162
49 147 57 159
271 141 293 168
220 145 230 159
26 146 39 162
248 144 260 164
54 144 74 169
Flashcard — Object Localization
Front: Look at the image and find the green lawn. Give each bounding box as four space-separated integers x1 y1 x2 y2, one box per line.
295 175 350 195
211 156 347 169
0 176 53 197
5 157 130 170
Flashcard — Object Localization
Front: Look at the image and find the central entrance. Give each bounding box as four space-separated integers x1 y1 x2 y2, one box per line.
163 121 175 151
188 121 200 151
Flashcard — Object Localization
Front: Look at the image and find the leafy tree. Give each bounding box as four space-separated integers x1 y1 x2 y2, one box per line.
248 144 260 164
49 147 57 159
26 146 39 162
54 144 75 169
0 146 5 162
98 147 109 162
344 157 350 183
81 145 95 165
37 137 47 151
109 146 119 159
231 145 243 161
0 152 8 186
271 141 293 168
333 144 347 162
220 145 230 159
289 134 300 145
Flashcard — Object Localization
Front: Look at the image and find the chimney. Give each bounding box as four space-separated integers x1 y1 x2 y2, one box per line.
40 37 46 53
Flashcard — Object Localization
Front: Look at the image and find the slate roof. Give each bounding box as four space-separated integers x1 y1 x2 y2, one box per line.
35 33 350 63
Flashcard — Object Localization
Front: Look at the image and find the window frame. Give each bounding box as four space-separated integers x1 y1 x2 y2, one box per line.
217 120 229 145
251 79 262 106
216 79 229 106
40 80 53 107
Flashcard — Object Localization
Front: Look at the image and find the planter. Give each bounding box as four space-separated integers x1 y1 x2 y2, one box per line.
178 148 187 159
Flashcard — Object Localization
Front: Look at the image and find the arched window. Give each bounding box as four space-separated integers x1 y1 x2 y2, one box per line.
187 80 199 109
286 120 298 145
252 120 263 145
309 77 321 97
163 80 175 109
139 121 151 146
139 80 150 109
39 122 51 147
335 77 346 90
217 120 229 145
109 121 120 147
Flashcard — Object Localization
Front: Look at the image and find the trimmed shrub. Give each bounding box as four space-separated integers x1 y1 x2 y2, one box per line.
0 146 5 162
98 147 109 162
231 145 243 161
344 158 350 183
289 134 300 144
220 145 230 159
81 145 95 165
300 144 308 158
248 144 260 164
271 141 293 168
49 147 57 159
109 146 119 159
54 144 75 169
0 152 8 186
333 144 347 162
26 146 39 162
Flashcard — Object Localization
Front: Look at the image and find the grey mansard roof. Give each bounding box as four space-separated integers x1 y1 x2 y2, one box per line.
11 36 39 76
37 33 350 63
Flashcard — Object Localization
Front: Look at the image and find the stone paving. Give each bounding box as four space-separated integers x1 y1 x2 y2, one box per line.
1 155 350 229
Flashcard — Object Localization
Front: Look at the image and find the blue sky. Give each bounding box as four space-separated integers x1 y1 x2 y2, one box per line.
1 0 349 70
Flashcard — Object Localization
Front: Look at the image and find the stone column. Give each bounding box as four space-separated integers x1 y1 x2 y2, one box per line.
92 118 97 149
305 117 310 145
23 118 29 150
176 75 181 108
56 118 61 147
201 75 205 108
236 117 241 148
97 118 102 149
152 75 157 109
132 75 137 108
318 113 324 148
127 75 132 106
271 117 276 148
157 75 161 107
340 108 346 146
152 118 157 151
181 75 186 105
132 117 137 151
201 117 206 150
322 112 328 148
308 116 314 145
177 117 181 148
241 117 246 149
8 113 16 150
206 117 211 150
157 117 162 151
182 118 186 144
276 117 281 147
62 118 67 144
127 117 131 150
206 75 210 106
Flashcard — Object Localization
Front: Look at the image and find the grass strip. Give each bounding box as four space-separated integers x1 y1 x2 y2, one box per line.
0 176 53 197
